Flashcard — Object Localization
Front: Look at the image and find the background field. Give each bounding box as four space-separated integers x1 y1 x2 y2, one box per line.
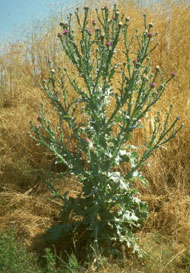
0 0 190 272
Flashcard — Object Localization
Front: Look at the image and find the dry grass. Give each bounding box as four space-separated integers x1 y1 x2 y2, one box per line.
0 0 190 271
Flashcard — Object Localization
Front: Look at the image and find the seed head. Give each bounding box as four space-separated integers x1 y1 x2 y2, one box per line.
118 21 123 27
155 65 160 71
149 22 154 28
50 69 55 73
125 17 130 22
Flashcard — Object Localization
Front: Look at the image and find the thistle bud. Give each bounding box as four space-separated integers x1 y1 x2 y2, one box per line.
86 138 94 150
143 74 148 81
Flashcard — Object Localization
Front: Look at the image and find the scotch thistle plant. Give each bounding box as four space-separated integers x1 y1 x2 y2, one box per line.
29 5 182 256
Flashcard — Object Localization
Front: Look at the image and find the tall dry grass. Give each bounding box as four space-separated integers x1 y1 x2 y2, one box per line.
0 0 190 271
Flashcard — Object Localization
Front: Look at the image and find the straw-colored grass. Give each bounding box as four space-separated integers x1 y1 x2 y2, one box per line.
0 0 190 271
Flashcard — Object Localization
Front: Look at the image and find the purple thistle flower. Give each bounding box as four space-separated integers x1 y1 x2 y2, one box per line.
151 82 156 88
35 124 40 129
37 116 42 122
148 32 153 38
88 29 93 35
112 16 116 21
171 72 176 77
57 32 62 37
92 20 96 25
106 41 111 47
133 58 139 64
64 29 69 35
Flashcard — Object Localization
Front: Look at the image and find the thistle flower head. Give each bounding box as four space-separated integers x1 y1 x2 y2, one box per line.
57 32 62 37
35 124 40 129
133 58 139 64
92 20 96 25
125 17 130 22
148 32 153 38
64 29 69 35
118 21 123 27
106 41 111 47
151 82 156 88
37 116 42 122
112 16 116 21
156 65 160 71
88 29 93 35
171 72 176 77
